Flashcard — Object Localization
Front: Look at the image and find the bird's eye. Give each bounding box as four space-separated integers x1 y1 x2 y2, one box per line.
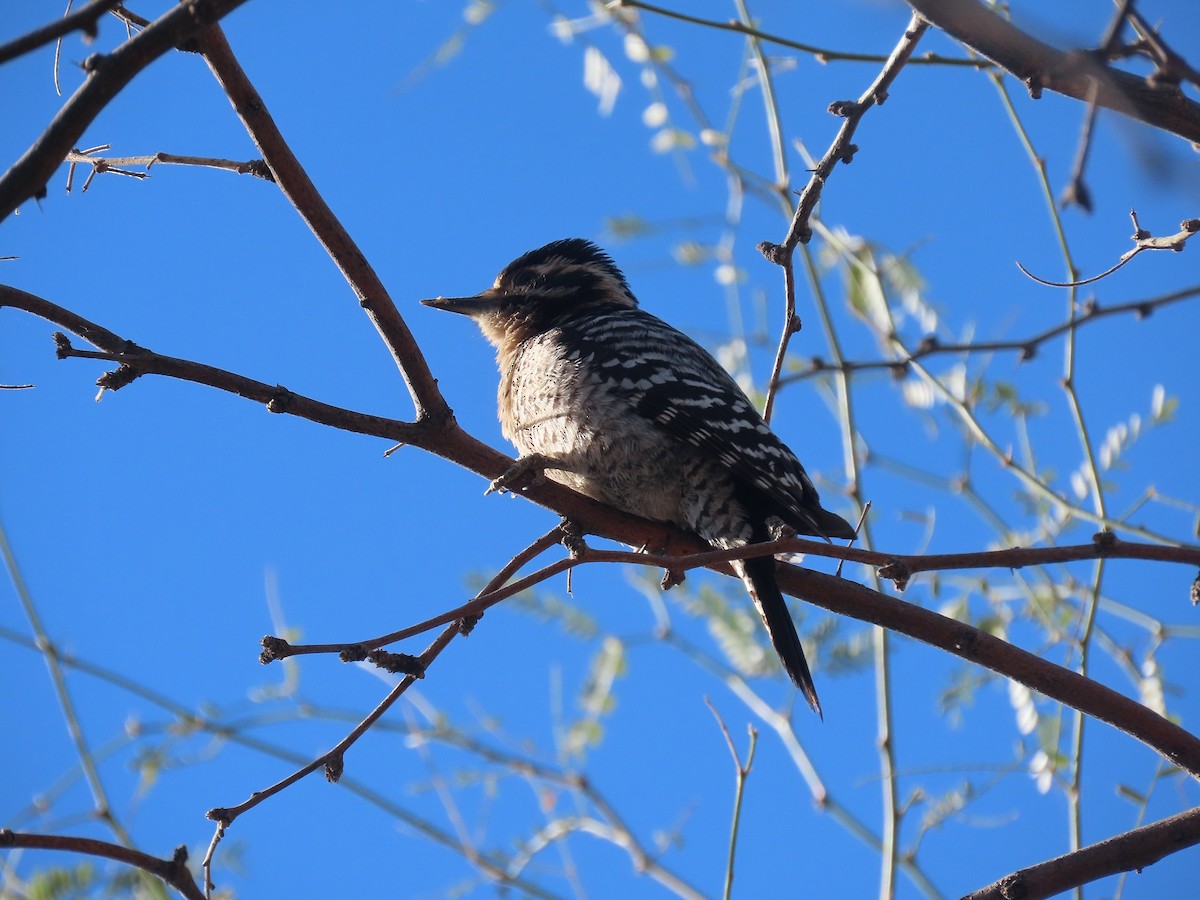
511 269 539 288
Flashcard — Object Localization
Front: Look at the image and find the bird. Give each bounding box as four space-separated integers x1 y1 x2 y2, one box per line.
421 238 854 715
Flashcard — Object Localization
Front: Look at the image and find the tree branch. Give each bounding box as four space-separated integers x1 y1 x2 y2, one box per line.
964 805 1200 900
0 830 203 900
761 13 929 254
0 0 124 66
8 282 1199 792
781 284 1200 382
191 22 448 423
0 0 252 219
905 0 1200 144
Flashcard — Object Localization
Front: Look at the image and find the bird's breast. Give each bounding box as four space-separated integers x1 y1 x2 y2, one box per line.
497 334 688 524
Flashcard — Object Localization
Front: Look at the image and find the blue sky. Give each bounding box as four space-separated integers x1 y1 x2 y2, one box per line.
3 2 1199 898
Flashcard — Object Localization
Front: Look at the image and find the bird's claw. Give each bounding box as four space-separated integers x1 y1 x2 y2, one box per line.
486 455 548 496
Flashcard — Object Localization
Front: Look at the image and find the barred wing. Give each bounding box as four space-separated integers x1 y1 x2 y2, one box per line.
563 309 852 539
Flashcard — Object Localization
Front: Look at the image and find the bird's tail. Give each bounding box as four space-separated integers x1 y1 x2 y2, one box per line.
739 555 823 718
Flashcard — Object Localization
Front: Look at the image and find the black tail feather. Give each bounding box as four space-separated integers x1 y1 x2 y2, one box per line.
741 555 823 718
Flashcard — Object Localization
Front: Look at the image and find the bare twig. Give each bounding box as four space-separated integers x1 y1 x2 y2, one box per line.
203 622 459 894
1059 78 1101 212
202 523 577 894
261 525 567 661
0 0 251 219
757 14 927 418
0 0 124 66
271 533 1200 662
64 147 274 187
705 700 757 900
1018 213 1200 287
761 259 799 423
610 0 989 68
1123 5 1200 92
761 13 928 256
0 831 203 900
782 284 1200 382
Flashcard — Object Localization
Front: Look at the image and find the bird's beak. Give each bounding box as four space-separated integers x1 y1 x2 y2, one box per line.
420 290 499 317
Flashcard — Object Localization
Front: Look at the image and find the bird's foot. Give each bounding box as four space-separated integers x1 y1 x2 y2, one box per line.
486 454 549 496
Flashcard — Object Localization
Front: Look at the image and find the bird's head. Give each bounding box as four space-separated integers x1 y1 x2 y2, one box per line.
421 238 639 348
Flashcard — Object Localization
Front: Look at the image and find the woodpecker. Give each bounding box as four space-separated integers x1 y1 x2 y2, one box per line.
422 238 854 715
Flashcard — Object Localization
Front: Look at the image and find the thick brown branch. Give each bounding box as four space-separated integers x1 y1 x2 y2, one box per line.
191 23 448 423
273 533 1200 787
1 283 668 552
0 0 251 218
775 565 1200 779
964 805 1200 900
0 830 203 900
9 284 1199 784
906 0 1200 144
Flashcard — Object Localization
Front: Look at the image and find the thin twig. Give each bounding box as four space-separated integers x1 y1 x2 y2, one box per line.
201 523 588 894
261 525 566 661
0 0 252 219
611 0 989 68
1017 213 1200 288
760 12 929 256
705 699 757 900
1123 3 1200 91
64 148 274 185
0 831 204 900
203 622 460 893
0 0 123 66
192 23 448 423
781 284 1200 383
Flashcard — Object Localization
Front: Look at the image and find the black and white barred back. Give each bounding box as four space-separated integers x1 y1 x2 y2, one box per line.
422 238 854 715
